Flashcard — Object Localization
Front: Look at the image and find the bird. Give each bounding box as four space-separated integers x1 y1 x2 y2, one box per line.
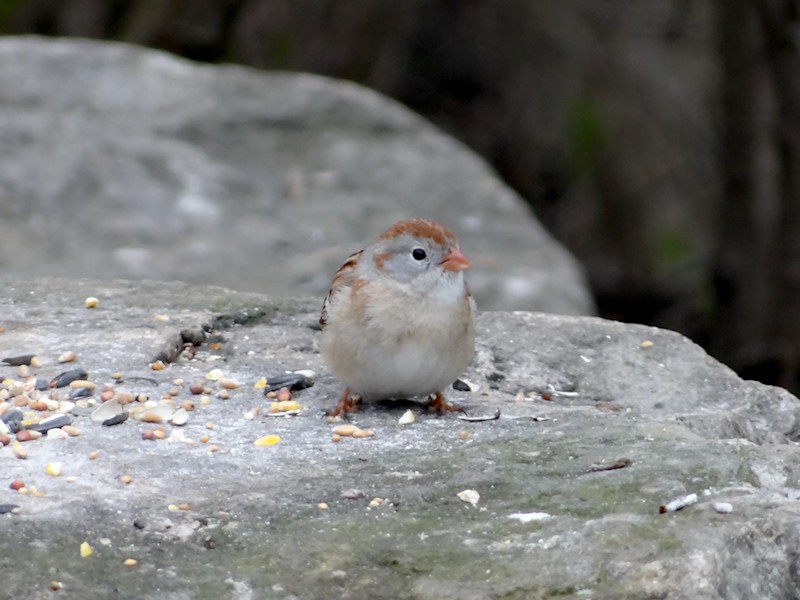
319 218 476 416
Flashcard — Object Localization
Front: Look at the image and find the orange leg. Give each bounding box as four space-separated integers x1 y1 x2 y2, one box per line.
426 390 463 413
326 388 362 417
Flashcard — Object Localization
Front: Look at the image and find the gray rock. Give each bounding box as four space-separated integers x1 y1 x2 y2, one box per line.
1 278 799 599
0 36 593 315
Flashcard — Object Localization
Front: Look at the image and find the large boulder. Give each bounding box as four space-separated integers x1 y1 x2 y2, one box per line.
0 36 593 315
1 278 800 598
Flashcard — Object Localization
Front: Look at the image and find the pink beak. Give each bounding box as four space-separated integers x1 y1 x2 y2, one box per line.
439 247 471 272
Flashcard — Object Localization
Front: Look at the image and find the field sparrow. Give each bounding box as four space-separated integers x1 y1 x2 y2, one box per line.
320 219 476 416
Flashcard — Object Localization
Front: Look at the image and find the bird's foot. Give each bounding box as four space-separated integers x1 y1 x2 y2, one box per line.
326 388 362 418
426 391 464 414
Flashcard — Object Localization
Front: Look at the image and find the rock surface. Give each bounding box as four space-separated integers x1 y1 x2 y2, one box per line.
2 278 800 599
0 36 592 315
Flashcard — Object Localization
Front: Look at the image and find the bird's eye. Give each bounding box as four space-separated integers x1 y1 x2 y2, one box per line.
411 247 427 261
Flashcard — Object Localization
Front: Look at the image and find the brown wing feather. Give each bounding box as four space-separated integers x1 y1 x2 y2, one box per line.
319 249 363 328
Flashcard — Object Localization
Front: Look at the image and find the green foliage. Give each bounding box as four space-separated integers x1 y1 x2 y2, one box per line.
0 0 23 30
653 228 694 270
566 95 608 176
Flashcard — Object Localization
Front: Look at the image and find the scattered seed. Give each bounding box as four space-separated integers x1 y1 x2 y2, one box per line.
586 458 632 473
29 356 42 368
50 369 88 389
352 429 374 439
398 409 415 425
269 400 302 413
507 511 553 523
10 480 24 491
318 502 329 510
219 378 240 390
84 297 98 309
713 501 733 514
254 434 281 447
2 354 36 367
641 340 654 349
50 581 63 591
152 428 166 440
458 409 501 422
149 361 165 371
45 462 62 477
31 414 73 433
123 558 138 568
61 425 81 437
205 422 214 430
47 428 69 440
331 425 359 437
199 435 210 443
120 475 132 485
458 430 470 441
17 365 30 378
457 489 480 506
207 444 220 453
154 314 170 322
368 497 383 508
254 378 267 389
111 372 122 380
80 541 93 558
331 434 342 443
88 451 98 460
206 369 223 382
12 442 27 459
58 351 77 364
659 493 698 514
263 373 314 394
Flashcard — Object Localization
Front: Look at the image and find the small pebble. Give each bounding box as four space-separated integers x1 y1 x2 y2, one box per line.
123 558 138 568
149 361 165 371
216 390 230 400
80 541 93 558
189 381 205 395
120 475 133 484
199 435 210 444
331 434 342 443
50 581 63 591
17 365 30 378
10 480 24 491
45 462 62 477
318 502 329 510
84 297 98 308
641 340 654 348
88 450 98 460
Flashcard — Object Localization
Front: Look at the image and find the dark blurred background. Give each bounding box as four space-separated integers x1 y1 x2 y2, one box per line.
2 0 799 394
